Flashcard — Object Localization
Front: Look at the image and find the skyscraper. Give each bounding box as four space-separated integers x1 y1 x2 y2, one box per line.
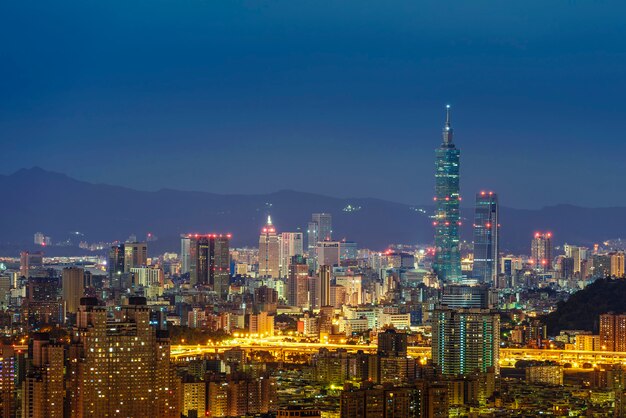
312 213 332 242
472 191 499 284
20 251 43 278
280 232 304 278
186 234 231 296
23 333 64 418
68 297 178 417
180 235 191 274
432 307 500 376
287 255 309 308
531 232 553 272
433 105 462 282
62 267 84 315
319 265 331 307
123 242 148 271
259 216 280 278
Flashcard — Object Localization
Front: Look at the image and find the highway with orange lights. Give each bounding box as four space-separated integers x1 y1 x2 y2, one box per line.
170 339 626 369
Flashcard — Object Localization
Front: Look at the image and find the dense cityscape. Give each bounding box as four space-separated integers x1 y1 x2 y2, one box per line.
0 108 625 417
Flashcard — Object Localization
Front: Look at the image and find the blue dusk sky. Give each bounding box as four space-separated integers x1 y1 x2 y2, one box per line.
1 0 625 208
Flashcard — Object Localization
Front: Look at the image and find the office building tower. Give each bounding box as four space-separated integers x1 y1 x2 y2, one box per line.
309 275 321 310
307 221 319 256
23 333 64 418
254 286 278 314
441 284 491 309
319 265 331 307
531 232 553 272
108 244 126 280
472 191 499 284
130 266 164 287
68 297 179 417
259 216 280 278
62 267 84 315
186 234 230 296
180 236 191 274
312 213 332 242
433 105 462 282
287 256 309 309
339 241 358 264
560 257 575 279
124 242 148 271
432 307 500 375
280 232 304 277
592 254 612 278
20 251 43 278
316 241 341 267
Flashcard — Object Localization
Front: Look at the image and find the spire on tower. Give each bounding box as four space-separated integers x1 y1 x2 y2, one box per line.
267 215 273 226
442 104 453 146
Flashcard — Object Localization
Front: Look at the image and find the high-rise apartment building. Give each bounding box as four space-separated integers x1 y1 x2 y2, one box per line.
531 232 553 272
259 216 280 278
472 191 499 284
62 267 84 315
185 234 230 297
433 105 462 282
0 345 18 417
611 252 625 278
22 333 64 418
68 297 179 417
599 313 626 352
432 307 500 376
280 232 304 278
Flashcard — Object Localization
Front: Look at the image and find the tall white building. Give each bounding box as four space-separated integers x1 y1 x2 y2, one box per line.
280 232 303 277
259 216 280 278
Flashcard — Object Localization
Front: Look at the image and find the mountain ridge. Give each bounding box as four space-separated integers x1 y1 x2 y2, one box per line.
1 167 625 255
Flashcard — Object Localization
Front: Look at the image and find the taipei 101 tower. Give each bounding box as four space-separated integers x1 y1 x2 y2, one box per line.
433 105 462 282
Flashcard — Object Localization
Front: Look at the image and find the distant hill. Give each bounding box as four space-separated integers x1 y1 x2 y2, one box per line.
1 167 626 255
543 279 626 335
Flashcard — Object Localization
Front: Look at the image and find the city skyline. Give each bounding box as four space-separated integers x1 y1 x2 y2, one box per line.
3 1 626 209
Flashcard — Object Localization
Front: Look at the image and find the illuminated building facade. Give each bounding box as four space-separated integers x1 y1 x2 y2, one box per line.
433 105 462 282
432 307 500 376
259 216 280 278
472 191 499 284
287 255 309 309
62 267 84 315
68 297 179 417
186 234 230 297
22 334 64 418
531 232 553 272
280 232 304 278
